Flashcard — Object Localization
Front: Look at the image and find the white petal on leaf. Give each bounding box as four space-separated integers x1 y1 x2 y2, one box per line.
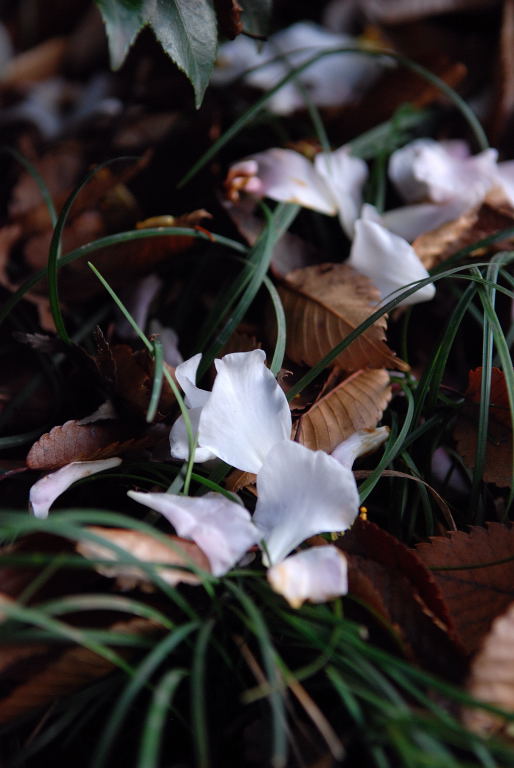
128 491 260 577
199 350 292 474
29 458 122 519
242 148 337 214
169 407 215 463
254 440 359 566
331 427 389 469
315 146 368 237
267 545 348 608
348 219 436 307
175 353 210 408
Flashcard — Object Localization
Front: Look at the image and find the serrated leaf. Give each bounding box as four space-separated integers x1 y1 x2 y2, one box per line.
97 0 218 106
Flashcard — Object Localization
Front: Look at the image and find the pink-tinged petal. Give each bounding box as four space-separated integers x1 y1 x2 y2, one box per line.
315 146 368 237
169 407 215 463
389 138 498 207
127 490 260 577
29 458 122 519
238 149 337 214
348 219 436 307
380 201 465 242
331 427 389 469
496 160 514 207
254 440 359 566
199 350 292 474
267 545 348 608
175 353 210 408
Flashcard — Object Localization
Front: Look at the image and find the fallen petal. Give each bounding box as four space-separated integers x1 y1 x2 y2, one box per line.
29 458 122 519
389 138 498 208
381 201 466 242
348 218 436 307
315 146 368 237
169 407 216 463
231 148 337 214
331 427 389 468
127 491 260 577
267 545 348 608
175 353 210 408
254 440 359 566
199 350 292 474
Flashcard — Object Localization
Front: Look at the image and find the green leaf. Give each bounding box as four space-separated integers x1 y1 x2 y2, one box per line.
96 0 218 107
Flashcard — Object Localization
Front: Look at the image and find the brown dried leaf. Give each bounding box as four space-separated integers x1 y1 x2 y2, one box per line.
76 527 210 590
214 0 243 38
110 345 176 420
279 263 408 372
26 419 147 470
340 520 464 676
464 602 514 733
413 202 514 270
1 37 69 87
453 367 513 488
489 0 514 142
0 617 160 724
415 523 514 654
297 368 391 454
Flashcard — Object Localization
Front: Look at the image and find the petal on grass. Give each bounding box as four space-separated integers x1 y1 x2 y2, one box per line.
331 427 389 468
169 407 215 463
29 458 122 519
315 146 368 237
241 149 337 214
175 353 210 408
267 545 348 608
127 490 259 577
199 350 292 474
254 440 359 566
348 219 436 307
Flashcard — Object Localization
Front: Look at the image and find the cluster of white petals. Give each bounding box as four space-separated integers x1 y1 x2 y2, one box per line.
213 22 382 115
267 545 348 609
226 145 434 307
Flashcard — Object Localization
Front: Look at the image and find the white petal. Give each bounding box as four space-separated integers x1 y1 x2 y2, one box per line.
315 146 368 237
127 490 260 577
496 160 514 207
149 320 183 367
199 350 292 474
331 427 389 469
212 35 263 85
29 458 122 519
267 545 348 608
175 353 210 408
348 219 436 307
242 149 337 214
380 201 466 241
254 440 359 566
169 407 215 463
389 138 498 207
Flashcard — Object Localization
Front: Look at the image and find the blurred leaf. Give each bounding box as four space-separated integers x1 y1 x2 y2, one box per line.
96 0 218 106
240 0 272 37
416 523 514 654
279 263 408 372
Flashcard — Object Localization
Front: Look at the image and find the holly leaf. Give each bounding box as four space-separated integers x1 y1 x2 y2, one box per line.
96 0 218 107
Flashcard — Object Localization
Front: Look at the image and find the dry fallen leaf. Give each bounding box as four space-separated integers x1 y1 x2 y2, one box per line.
463 601 514 733
26 419 155 470
415 523 514 654
453 367 513 488
413 202 514 270
0 616 160 724
76 527 210 590
297 368 391 454
279 263 408 372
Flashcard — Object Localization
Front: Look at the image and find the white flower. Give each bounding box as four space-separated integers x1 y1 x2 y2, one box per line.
170 349 292 474
127 490 260 577
226 145 367 238
29 458 122 519
213 22 382 115
267 545 348 608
